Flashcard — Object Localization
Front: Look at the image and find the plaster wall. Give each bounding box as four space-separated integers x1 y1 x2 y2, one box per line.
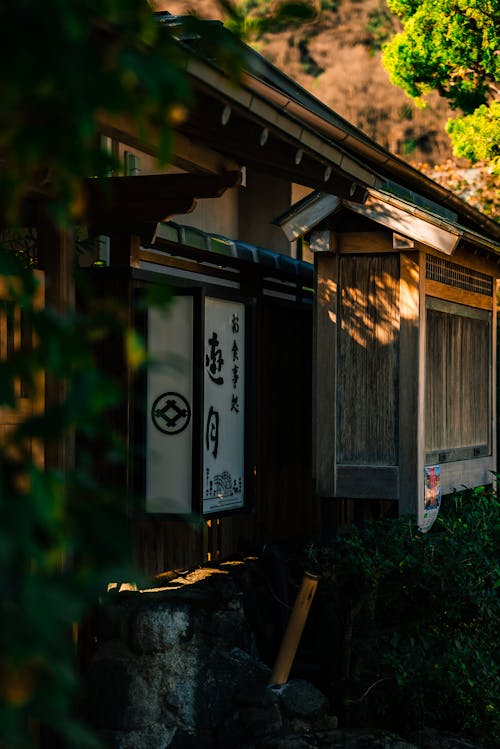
239 168 292 254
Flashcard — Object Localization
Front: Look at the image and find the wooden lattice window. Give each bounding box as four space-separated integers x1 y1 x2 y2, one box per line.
426 255 493 297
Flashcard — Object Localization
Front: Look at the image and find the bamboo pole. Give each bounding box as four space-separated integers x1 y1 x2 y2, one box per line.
269 571 319 686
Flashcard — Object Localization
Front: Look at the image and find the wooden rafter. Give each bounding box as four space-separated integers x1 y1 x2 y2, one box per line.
83 170 241 226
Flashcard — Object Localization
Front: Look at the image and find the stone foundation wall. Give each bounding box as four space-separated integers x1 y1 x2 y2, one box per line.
84 562 480 749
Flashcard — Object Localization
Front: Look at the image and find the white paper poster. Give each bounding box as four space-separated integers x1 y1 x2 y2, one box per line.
419 464 441 533
203 297 245 514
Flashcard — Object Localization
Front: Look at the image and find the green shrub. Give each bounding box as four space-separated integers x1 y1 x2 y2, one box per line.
305 485 500 744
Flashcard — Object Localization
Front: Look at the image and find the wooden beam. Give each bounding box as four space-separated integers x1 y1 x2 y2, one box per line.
337 231 393 254
336 466 399 499
99 112 239 174
6 171 241 230
424 279 493 311
180 115 363 200
83 171 241 225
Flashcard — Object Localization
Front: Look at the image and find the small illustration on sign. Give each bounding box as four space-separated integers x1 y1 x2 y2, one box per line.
151 392 191 435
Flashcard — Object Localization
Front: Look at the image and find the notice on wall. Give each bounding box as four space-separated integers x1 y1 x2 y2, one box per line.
420 464 441 533
203 297 245 514
146 296 193 514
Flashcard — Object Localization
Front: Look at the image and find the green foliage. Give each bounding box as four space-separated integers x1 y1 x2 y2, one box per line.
0 262 132 748
306 486 500 744
447 101 500 173
382 0 500 171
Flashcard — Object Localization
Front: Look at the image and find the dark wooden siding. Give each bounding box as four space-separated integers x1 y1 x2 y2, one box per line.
337 254 400 465
255 298 315 544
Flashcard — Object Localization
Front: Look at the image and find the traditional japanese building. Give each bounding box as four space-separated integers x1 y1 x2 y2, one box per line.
13 11 500 569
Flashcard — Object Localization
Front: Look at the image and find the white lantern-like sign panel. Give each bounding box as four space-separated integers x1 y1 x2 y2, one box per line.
144 287 250 516
146 295 194 514
202 297 245 514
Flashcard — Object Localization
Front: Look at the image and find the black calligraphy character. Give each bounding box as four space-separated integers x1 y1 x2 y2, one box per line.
231 314 239 334
232 340 239 362
232 364 239 389
206 332 224 385
205 406 220 458
230 394 239 413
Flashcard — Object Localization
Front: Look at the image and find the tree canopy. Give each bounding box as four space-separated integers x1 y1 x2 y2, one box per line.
382 0 500 171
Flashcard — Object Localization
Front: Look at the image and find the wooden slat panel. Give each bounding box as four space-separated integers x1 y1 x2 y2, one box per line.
336 465 399 499
439 455 495 496
133 517 204 575
337 254 400 465
425 305 491 452
337 231 394 254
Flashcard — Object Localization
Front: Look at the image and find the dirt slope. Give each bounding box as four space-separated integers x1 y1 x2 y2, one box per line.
258 0 455 165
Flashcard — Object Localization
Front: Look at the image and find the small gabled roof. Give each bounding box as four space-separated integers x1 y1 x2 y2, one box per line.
274 189 500 259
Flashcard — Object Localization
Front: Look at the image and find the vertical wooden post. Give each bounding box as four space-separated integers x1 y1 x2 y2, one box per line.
491 283 497 479
398 251 423 516
269 572 319 686
314 252 338 499
37 221 75 472
109 232 140 269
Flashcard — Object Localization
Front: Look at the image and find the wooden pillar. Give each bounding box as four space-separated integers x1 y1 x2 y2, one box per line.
314 251 338 498
37 221 75 472
398 252 424 516
109 232 140 269
37 221 75 312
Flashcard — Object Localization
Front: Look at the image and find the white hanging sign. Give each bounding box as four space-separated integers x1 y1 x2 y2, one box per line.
203 297 245 514
146 296 193 513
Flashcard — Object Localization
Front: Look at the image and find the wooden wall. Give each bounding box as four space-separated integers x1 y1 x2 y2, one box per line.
314 237 498 513
337 254 400 465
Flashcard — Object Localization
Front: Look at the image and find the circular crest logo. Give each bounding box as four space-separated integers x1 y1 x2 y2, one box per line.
151 392 191 435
